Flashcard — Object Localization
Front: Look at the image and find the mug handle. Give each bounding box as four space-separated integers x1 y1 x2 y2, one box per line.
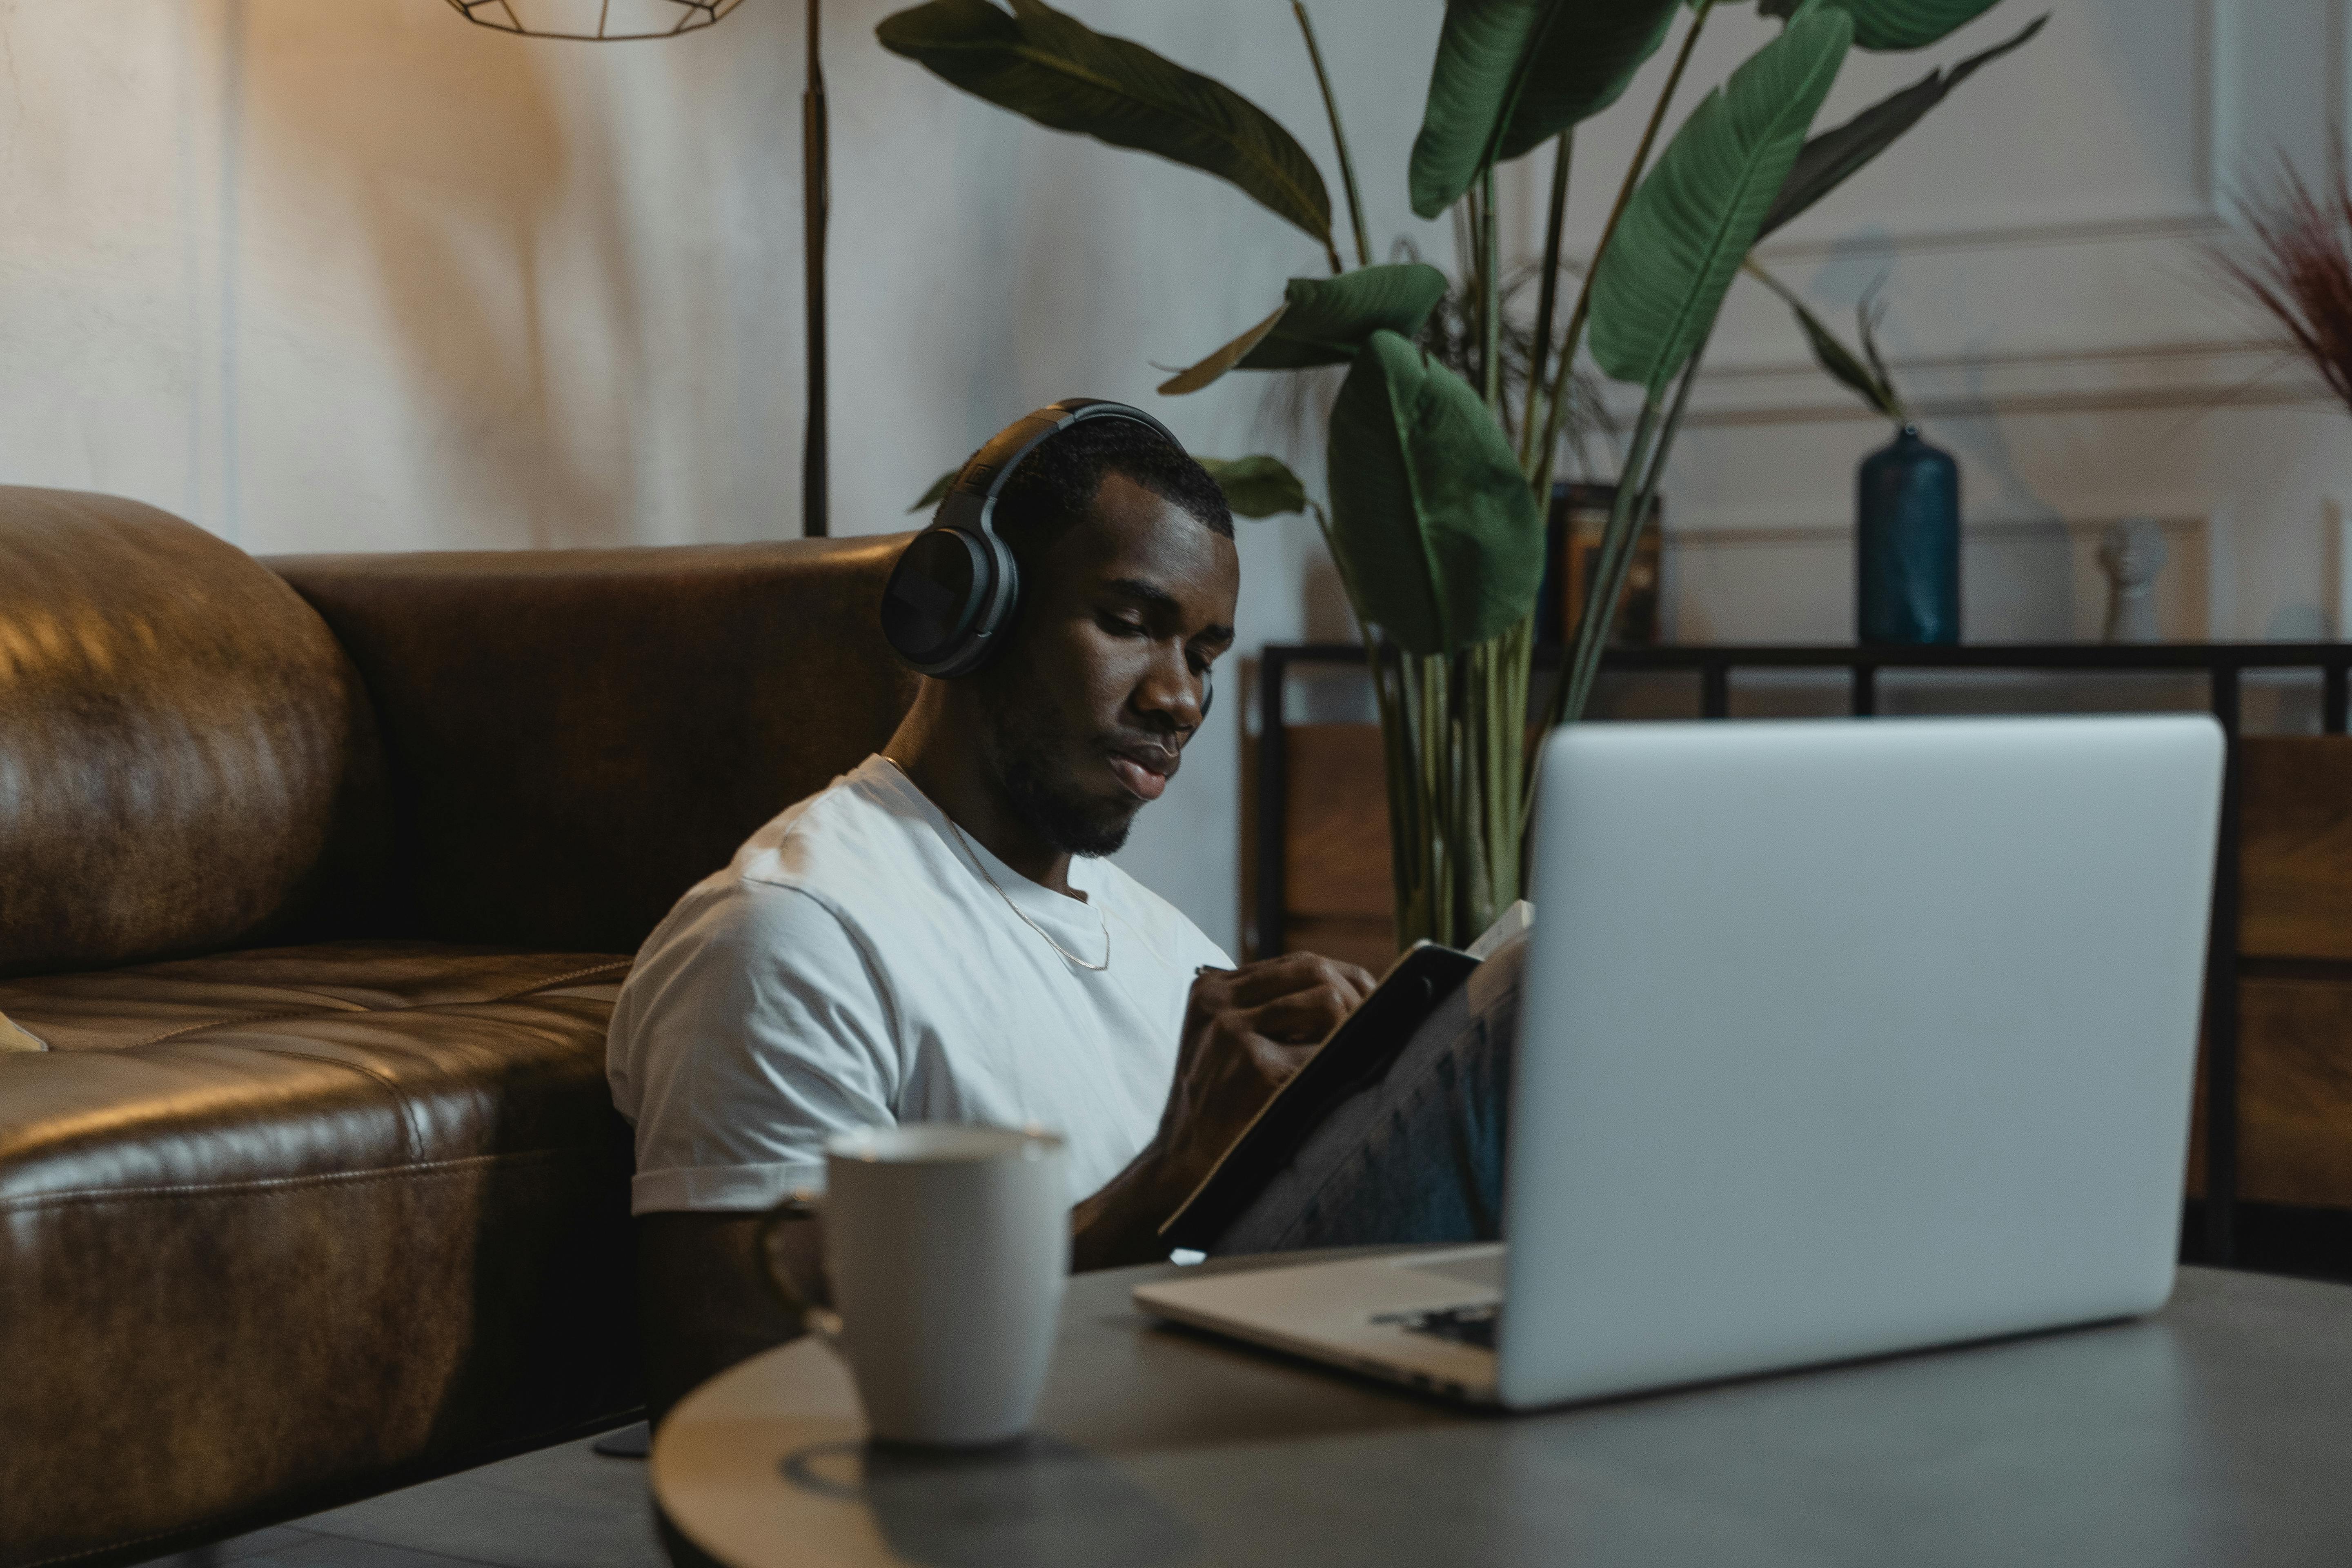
756 1190 845 1346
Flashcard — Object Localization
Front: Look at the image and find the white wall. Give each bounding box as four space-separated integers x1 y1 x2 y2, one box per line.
0 0 2339 953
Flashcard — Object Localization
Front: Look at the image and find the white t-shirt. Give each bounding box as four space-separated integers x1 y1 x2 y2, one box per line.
607 755 1232 1214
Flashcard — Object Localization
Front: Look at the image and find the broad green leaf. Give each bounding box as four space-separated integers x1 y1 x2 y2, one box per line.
1159 265 1451 394
1199 454 1310 518
877 0 1332 249
1757 14 2044 237
910 468 959 514
1158 305 1286 395
1410 0 1681 219
1247 265 1453 367
1759 0 2002 51
1590 3 1851 397
1324 331 1544 654
1495 0 1680 164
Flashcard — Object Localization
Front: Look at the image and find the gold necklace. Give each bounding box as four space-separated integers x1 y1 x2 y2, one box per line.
880 756 1111 972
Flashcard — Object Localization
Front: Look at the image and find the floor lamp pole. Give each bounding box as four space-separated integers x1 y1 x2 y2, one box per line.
801 0 829 538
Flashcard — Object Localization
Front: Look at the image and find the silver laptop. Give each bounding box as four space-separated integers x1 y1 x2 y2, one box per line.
1135 715 2224 1409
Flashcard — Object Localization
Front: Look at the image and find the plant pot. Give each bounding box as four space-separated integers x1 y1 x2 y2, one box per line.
1856 425 1960 645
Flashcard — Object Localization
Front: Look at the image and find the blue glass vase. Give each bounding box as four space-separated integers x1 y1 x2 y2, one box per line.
1856 424 1960 645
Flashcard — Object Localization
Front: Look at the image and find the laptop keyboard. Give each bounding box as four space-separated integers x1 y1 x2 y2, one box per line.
1375 1303 1498 1350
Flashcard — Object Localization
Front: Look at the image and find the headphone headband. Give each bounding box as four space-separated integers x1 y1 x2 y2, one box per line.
881 398 1183 681
934 398 1180 547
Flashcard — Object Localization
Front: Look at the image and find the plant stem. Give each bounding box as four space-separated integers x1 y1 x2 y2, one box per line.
1573 369 1693 721
1520 340 1706 829
1484 619 1530 923
1742 255 1797 303
1293 0 1370 271
1519 131 1573 472
1480 166 1502 415
1529 0 1714 497
1519 392 1657 812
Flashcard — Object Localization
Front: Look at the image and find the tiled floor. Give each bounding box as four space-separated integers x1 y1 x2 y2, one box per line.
142 1431 667 1568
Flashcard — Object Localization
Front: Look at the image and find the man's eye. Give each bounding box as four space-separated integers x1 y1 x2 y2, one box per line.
1100 614 1148 636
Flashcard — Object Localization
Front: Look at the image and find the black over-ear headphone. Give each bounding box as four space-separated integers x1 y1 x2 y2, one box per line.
879 398 1213 718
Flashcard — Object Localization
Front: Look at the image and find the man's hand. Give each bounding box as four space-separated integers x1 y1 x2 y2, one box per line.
1072 951 1376 1271
1153 953 1378 1192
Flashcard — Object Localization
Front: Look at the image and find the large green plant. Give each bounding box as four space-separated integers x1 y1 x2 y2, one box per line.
881 0 2040 949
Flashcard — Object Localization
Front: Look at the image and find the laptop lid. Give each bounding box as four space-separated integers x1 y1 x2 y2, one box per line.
1498 715 2223 1409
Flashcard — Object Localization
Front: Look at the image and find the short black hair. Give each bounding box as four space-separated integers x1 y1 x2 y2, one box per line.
963 415 1233 568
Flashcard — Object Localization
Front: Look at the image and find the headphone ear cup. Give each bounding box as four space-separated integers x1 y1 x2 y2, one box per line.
881 527 991 675
879 523 1023 678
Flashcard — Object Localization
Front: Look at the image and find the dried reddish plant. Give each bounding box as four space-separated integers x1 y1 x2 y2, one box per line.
2211 156 2352 414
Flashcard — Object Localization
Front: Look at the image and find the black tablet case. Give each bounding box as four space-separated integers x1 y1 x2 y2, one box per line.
1158 941 1482 1252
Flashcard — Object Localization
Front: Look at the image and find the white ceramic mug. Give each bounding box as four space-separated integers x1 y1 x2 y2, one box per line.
762 1123 1069 1447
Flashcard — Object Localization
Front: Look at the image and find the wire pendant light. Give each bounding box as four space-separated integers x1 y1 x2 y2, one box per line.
444 0 745 42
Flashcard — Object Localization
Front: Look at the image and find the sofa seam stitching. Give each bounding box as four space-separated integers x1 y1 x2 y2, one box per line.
127 1008 319 1049
160 981 374 1013
488 960 632 1001
0 1147 583 1213
72 963 629 1050
239 1046 425 1163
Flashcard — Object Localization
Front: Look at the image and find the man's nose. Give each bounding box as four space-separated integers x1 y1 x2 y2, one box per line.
1136 644 1207 732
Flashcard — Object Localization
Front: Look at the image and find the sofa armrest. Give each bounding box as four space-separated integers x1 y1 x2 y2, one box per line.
268 537 916 954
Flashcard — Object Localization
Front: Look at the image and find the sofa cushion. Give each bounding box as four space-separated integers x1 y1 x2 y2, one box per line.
0 941 638 1568
268 536 916 955
0 941 628 1058
0 489 390 979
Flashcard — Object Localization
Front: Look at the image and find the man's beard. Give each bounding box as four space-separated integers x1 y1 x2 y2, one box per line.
981 694 1139 858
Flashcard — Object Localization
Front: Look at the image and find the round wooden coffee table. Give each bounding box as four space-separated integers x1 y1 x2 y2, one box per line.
652 1252 2352 1568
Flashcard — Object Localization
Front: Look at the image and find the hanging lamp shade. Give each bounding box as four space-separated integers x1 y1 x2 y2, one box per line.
444 0 743 39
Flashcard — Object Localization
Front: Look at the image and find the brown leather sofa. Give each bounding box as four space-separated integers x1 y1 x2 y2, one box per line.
0 488 913 1568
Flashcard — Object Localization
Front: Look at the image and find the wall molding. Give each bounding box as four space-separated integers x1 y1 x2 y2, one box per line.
1751 211 2225 265
1660 513 2212 548
1600 338 2331 428
1661 513 2217 642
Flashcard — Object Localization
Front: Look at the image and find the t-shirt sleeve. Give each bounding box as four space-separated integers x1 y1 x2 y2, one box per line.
610 882 901 1215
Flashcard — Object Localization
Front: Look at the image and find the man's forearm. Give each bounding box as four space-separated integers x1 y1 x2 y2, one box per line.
636 1211 826 1430
1070 1139 1197 1272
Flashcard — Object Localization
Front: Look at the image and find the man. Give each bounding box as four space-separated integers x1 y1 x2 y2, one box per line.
610 414 1518 1422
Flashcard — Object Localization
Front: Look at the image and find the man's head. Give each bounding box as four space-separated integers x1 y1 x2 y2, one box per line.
946 417 1238 859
